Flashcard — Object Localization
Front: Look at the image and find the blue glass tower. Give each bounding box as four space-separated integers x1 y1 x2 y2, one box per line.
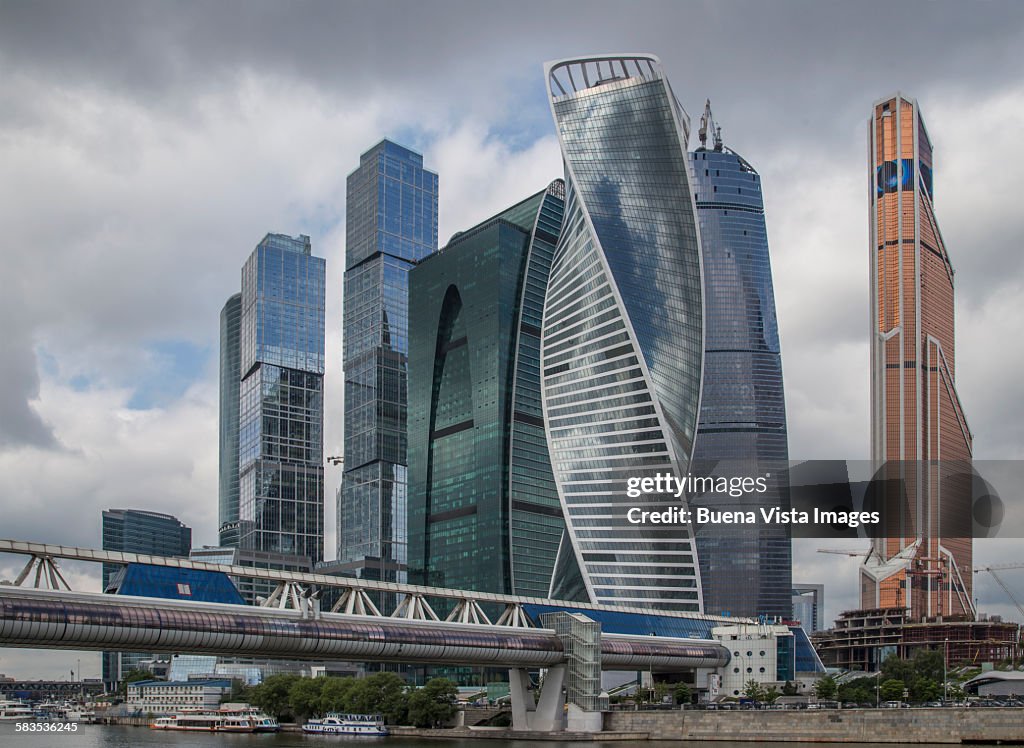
237 233 326 564
339 140 438 583
218 292 242 547
542 55 705 612
689 103 791 619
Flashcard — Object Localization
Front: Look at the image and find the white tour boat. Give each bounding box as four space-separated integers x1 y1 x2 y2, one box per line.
302 712 388 736
0 699 35 721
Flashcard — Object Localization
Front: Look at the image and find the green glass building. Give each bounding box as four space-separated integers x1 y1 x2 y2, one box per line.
407 181 565 598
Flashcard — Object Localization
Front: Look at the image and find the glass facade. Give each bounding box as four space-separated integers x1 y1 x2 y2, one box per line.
339 141 439 586
218 292 242 547
238 233 326 564
865 95 973 619
689 132 792 620
542 55 704 612
407 183 565 598
100 509 192 686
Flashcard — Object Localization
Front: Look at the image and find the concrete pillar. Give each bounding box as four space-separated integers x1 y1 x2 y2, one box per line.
509 666 566 732
509 668 536 731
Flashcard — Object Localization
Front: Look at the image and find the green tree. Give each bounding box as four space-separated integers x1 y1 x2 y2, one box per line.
289 677 326 720
319 676 358 714
674 683 692 706
813 675 837 701
762 686 781 704
909 677 941 703
249 674 301 721
118 669 155 697
407 678 458 728
344 672 408 723
782 680 798 696
879 678 905 703
221 678 251 705
837 677 875 705
947 683 965 701
743 680 764 702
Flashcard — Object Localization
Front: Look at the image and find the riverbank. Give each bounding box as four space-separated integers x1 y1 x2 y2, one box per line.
605 707 1024 743
98 707 1024 743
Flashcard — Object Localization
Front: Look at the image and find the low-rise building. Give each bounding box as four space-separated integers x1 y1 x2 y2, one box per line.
125 679 231 714
713 622 795 698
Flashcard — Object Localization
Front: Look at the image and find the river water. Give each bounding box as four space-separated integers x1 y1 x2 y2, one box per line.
0 723 960 747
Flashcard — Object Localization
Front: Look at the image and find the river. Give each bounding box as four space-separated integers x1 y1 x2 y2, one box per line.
0 723 963 747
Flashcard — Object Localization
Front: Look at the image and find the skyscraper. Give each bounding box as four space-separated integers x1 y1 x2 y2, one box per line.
689 102 792 620
218 292 242 547
101 509 191 686
237 233 326 564
407 181 565 597
338 140 438 584
541 55 705 612
863 94 973 620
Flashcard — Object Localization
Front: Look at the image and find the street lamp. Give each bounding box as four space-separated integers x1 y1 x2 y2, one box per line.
944 637 949 702
874 670 882 708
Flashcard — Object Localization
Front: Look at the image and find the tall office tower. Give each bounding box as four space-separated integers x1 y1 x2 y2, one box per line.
542 55 705 612
218 292 242 547
338 141 438 584
238 233 326 565
100 509 191 686
864 94 973 620
407 182 565 597
689 102 792 620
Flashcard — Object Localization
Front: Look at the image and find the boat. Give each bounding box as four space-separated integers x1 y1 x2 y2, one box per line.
65 708 97 724
0 699 35 721
150 711 256 732
220 705 279 732
302 713 388 736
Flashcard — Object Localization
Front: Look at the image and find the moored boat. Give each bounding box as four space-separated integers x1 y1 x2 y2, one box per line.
150 711 255 732
302 712 388 736
0 699 34 721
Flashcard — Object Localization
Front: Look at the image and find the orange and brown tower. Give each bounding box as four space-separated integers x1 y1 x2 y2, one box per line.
863 94 974 621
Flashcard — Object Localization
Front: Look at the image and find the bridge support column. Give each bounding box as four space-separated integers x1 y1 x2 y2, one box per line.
509 665 565 732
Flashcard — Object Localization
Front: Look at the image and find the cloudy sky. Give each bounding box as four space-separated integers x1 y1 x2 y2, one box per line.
1 0 1023 679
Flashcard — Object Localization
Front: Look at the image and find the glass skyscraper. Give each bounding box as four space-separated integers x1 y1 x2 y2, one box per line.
689 104 792 620
338 140 438 584
542 55 705 612
218 292 242 547
864 94 973 620
100 509 191 686
407 182 565 598
237 233 326 564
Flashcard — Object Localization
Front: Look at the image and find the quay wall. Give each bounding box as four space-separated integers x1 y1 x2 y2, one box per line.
605 707 1024 743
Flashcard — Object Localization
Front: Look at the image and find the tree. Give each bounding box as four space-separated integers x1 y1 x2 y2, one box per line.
762 686 781 704
743 680 764 702
289 677 326 720
782 680 798 696
407 678 458 728
879 678 905 703
837 677 875 705
813 675 837 701
221 678 251 705
909 677 941 704
674 683 692 706
118 669 155 697
320 676 358 714
346 672 408 724
249 674 301 721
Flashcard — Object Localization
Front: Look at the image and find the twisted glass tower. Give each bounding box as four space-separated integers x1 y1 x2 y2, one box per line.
542 55 705 612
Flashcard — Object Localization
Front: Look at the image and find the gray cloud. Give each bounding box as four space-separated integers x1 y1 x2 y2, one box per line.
0 0 1022 672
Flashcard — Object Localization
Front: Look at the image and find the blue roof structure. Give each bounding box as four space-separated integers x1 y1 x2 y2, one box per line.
106 563 244 605
523 604 717 640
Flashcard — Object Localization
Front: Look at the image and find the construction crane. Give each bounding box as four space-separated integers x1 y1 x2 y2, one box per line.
974 563 1024 621
817 548 866 557
698 99 723 152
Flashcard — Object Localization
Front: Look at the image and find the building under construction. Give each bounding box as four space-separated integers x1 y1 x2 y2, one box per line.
813 607 1019 671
